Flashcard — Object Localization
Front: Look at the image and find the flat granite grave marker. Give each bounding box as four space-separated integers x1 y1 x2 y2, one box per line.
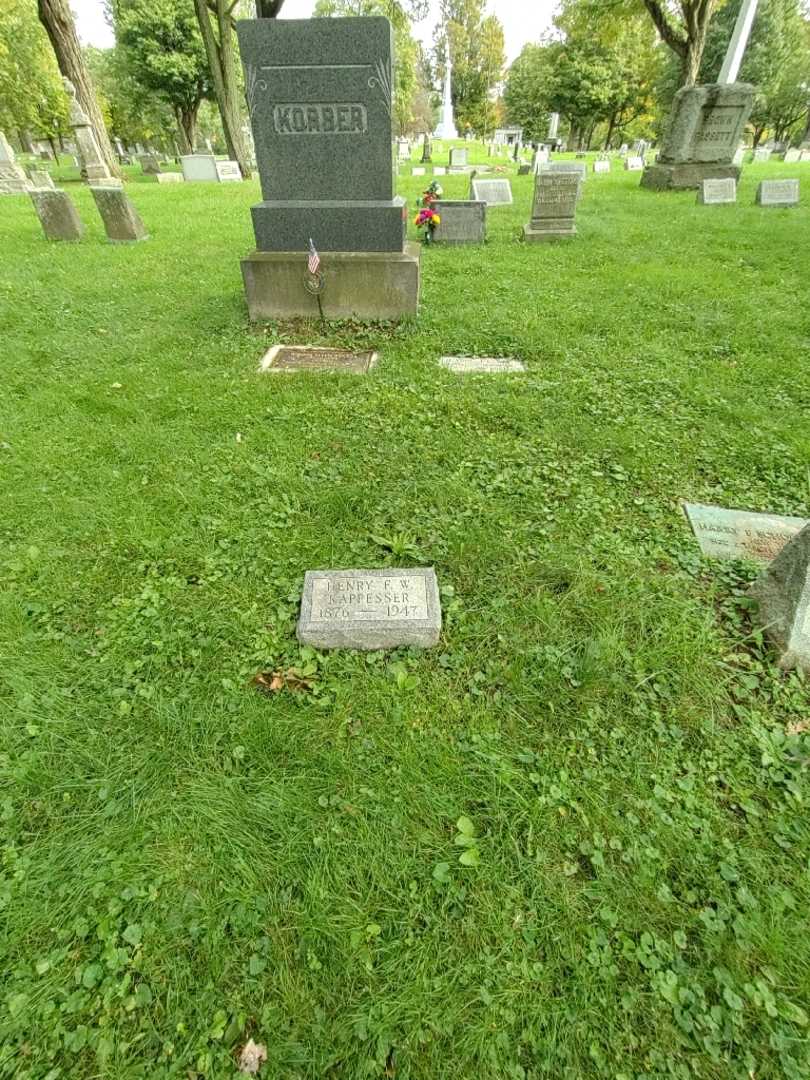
756 179 799 207
216 160 242 182
155 172 184 184
523 172 580 242
748 524 810 673
624 155 644 171
593 159 610 174
432 200 486 244
237 15 419 319
783 148 801 163
298 567 441 649
30 188 83 241
440 356 525 373
259 345 377 373
180 154 220 182
752 147 771 163
683 502 809 563
469 177 512 205
698 177 736 203
433 166 446 175
91 186 148 242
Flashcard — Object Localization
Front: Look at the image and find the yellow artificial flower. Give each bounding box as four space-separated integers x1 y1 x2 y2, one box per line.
432 214 441 224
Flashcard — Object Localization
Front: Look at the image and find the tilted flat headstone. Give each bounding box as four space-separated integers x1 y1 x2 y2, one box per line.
30 188 83 242
216 160 242 182
26 169 54 190
91 186 148 242
683 502 809 563
432 200 486 244
138 153 162 175
298 567 441 649
756 179 799 207
783 148 801 163
748 524 810 673
523 172 580 242
593 159 610 174
469 177 512 206
698 177 736 204
181 154 220 182
440 356 524 373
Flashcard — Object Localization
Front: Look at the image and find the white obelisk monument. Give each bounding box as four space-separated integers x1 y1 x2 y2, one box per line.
434 37 459 140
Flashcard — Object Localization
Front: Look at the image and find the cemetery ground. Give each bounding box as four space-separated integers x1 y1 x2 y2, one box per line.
1 151 810 1080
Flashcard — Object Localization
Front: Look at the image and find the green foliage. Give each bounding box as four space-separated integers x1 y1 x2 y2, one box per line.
434 0 506 136
700 0 810 143
114 0 213 148
1 159 810 1078
84 44 177 148
0 0 67 142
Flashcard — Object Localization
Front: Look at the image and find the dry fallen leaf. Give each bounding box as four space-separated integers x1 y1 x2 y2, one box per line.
238 1039 267 1075
110 382 123 389
252 668 314 695
787 719 810 736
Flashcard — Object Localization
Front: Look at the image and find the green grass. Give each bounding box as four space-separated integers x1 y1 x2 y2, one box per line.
1 153 810 1080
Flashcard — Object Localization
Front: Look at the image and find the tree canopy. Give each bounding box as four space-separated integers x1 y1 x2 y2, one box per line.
0 0 67 146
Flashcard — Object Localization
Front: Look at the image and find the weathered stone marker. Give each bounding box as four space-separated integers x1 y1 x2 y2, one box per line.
593 159 610 174
0 131 29 194
30 188 83 241
641 82 753 190
91 186 148 242
237 15 419 320
27 168 54 190
259 344 377 373
756 179 799 207
624 155 644 171
749 525 810 673
440 356 525 373
752 147 771 163
215 160 242 182
297 567 441 649
449 146 468 168
544 160 587 182
523 172 580 242
469 177 512 206
698 177 737 203
783 148 801 163
432 200 486 244
138 153 162 175
683 502 809 563
63 78 120 187
155 172 184 184
181 154 220 182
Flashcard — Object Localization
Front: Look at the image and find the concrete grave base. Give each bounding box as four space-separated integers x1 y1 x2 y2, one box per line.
241 243 421 321
640 163 741 191
523 223 576 243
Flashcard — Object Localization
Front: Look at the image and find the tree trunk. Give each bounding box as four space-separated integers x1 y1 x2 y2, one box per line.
256 0 285 14
37 0 120 178
603 111 617 151
752 125 763 148
802 108 810 146
177 103 199 154
47 135 59 160
18 129 35 153
193 0 252 178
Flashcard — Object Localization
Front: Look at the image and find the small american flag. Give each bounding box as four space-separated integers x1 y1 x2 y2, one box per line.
308 238 321 276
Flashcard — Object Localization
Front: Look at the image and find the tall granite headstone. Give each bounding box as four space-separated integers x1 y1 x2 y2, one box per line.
237 16 419 320
523 173 580 242
641 82 753 190
0 132 29 194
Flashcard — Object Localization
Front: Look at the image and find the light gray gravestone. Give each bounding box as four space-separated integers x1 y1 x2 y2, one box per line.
469 177 512 206
237 15 419 320
449 146 468 167
155 172 184 184
180 153 220 182
29 188 83 241
432 201 486 244
0 131 30 194
593 159 611 174
26 168 54 190
748 525 810 673
641 82 753 190
683 502 809 562
216 160 242 181
90 186 149 242
624 155 644 171
440 356 524 373
756 179 799 206
783 148 801 163
698 177 736 203
523 172 580 242
63 78 120 187
545 160 586 182
732 146 745 166
138 153 162 175
412 166 426 176
297 567 441 650
752 147 772 163
433 165 447 176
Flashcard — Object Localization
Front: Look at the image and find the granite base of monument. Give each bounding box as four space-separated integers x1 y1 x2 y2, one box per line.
641 163 742 191
241 243 421 321
748 524 810 674
251 198 406 253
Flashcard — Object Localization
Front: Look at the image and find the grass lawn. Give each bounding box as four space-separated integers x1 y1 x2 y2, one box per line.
1 149 810 1080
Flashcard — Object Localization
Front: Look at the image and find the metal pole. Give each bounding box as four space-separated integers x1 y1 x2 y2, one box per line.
718 0 760 84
